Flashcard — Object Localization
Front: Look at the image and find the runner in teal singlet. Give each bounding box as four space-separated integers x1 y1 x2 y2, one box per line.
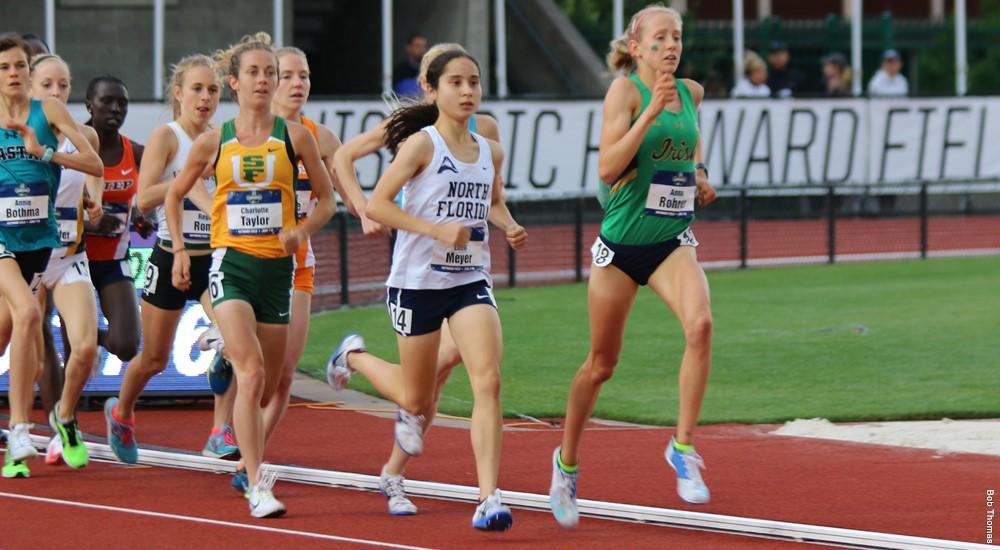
547 6 719 528
0 33 102 478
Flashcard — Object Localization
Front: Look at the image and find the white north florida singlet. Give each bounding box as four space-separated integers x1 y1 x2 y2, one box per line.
52 137 86 259
386 126 494 290
154 121 215 245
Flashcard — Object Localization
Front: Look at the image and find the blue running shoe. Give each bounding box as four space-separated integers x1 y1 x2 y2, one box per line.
549 447 579 528
232 468 250 497
203 424 239 459
206 353 233 395
104 398 138 464
472 489 513 531
326 333 364 391
665 437 710 504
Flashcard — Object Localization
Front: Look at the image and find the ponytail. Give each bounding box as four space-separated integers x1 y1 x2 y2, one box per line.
384 103 439 156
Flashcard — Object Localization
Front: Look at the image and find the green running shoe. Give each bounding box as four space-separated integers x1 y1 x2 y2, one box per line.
2 455 30 478
49 406 89 469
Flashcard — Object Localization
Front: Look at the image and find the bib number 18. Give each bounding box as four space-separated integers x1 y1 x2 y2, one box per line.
591 237 615 268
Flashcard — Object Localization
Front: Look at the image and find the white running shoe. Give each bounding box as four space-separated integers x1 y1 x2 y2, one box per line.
247 465 286 518
379 465 417 516
325 333 364 391
394 409 424 457
6 423 37 462
197 325 225 353
45 435 63 465
665 437 711 504
548 447 579 528
472 489 513 531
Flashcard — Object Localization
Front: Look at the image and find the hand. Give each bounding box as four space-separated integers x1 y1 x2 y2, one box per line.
279 227 303 255
171 249 191 292
83 194 103 222
360 212 389 237
7 120 44 158
649 71 677 115
695 172 718 207
132 213 154 238
505 223 527 250
433 222 470 248
95 213 122 235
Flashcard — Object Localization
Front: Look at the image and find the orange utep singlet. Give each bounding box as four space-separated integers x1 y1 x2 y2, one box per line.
86 135 138 261
211 116 298 258
293 116 320 269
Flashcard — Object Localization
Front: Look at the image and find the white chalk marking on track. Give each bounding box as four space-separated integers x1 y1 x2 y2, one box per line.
0 491 438 550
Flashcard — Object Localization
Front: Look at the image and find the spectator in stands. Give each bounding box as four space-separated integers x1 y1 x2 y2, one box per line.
731 51 770 97
21 33 49 56
867 49 908 97
766 41 802 98
393 33 428 98
821 52 851 96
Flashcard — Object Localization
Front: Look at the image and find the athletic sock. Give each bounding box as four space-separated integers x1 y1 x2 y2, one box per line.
556 451 578 474
673 439 694 452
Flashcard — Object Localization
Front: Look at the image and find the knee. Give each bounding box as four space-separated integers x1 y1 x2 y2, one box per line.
71 340 98 366
469 367 501 400
585 350 619 384
236 363 265 397
14 304 41 333
684 314 714 349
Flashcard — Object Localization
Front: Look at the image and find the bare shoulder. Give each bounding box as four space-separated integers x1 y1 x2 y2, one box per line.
473 113 500 142
681 79 705 105
486 137 504 164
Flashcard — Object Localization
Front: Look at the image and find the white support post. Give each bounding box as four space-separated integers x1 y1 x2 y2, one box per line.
955 0 968 96
45 0 56 53
495 0 509 98
382 0 393 95
733 0 744 86
273 0 284 47
851 0 862 96
154 0 164 100
613 0 624 39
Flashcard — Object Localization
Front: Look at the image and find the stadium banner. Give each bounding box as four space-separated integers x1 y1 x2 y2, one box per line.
0 248 216 396
72 96 1000 200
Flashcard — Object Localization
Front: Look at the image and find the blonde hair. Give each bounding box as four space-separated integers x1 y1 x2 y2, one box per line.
418 43 466 86
744 51 765 75
168 54 217 118
607 4 682 73
275 46 307 64
29 52 67 74
212 31 274 100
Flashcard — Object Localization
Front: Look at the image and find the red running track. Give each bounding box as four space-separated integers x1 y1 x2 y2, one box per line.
2 403 995 548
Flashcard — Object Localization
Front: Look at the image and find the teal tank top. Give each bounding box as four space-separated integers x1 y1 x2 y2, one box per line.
599 75 699 245
0 99 61 251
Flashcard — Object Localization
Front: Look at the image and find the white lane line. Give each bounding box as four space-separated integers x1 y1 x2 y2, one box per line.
0 491 437 550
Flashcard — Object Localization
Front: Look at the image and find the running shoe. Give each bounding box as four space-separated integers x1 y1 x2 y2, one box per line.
6 423 37 462
206 353 234 395
549 447 579 528
44 435 62 465
2 455 29 478
325 333 364 391
202 424 239 459
472 489 513 531
665 437 710 504
197 325 225 353
394 409 424 457
247 465 286 518
232 467 250 496
379 465 417 516
49 405 89 469
104 398 138 464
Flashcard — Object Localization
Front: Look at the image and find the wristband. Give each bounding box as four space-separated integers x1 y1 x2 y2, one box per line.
40 147 55 163
695 162 708 178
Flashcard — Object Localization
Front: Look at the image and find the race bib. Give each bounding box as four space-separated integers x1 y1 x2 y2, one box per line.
56 206 79 245
431 226 485 272
226 189 283 236
644 170 695 218
0 182 48 227
295 177 314 220
591 236 615 267
182 198 211 242
88 201 129 237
